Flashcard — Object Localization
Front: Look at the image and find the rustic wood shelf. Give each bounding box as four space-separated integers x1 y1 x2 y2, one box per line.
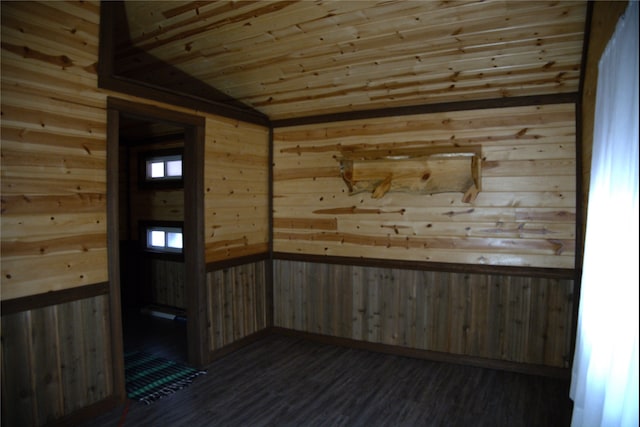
338 146 482 203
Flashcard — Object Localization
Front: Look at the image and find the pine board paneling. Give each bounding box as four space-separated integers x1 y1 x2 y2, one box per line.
1 251 109 301
1 1 107 301
117 1 587 120
2 2 273 426
206 260 268 353
1 5 117 425
1 310 36 426
1 295 112 426
204 117 270 262
274 260 573 367
149 259 186 309
274 104 576 269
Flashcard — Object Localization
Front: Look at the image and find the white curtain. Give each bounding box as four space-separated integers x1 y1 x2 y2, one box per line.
570 2 639 427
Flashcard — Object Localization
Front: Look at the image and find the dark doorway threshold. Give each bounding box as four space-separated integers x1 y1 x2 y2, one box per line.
121 305 188 364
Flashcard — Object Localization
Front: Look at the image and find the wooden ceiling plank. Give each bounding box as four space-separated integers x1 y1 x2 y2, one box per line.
122 1 262 43
171 20 581 95
111 0 587 120
337 2 584 44
264 41 581 86
120 1 583 77
123 2 299 54
260 87 577 120
175 42 581 107
236 63 579 106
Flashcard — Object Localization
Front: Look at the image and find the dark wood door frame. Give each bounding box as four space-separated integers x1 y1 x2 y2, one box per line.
107 97 207 399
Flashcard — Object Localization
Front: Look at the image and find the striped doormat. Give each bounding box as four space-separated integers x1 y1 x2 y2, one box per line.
124 351 206 405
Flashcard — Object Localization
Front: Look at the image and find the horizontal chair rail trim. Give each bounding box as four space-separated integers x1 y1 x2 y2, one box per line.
271 93 579 127
1 282 110 316
271 327 569 379
206 252 270 272
273 252 576 279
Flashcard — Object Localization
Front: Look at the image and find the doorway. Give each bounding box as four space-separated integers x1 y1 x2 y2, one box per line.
106 98 207 398
119 119 188 362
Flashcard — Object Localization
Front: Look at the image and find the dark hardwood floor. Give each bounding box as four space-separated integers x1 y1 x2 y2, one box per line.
85 316 573 427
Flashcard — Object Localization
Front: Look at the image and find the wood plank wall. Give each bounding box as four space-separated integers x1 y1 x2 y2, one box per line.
148 259 186 309
273 104 577 269
0 0 597 423
206 260 269 354
0 3 116 424
204 116 270 262
1 294 112 426
1 2 271 425
1 1 107 301
274 260 574 368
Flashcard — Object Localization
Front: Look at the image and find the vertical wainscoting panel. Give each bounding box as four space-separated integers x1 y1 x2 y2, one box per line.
1 294 112 426
148 259 186 309
274 260 573 368
206 260 268 353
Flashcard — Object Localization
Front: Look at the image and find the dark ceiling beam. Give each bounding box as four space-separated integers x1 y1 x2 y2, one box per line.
271 92 579 128
98 1 270 127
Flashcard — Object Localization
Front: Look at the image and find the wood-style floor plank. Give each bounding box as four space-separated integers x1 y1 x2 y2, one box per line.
121 306 188 364
83 331 572 427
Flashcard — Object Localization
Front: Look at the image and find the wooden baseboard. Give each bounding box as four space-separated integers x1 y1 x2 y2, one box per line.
206 252 270 272
1 282 110 316
269 327 570 379
206 326 570 378
49 395 122 427
206 328 273 366
273 252 576 280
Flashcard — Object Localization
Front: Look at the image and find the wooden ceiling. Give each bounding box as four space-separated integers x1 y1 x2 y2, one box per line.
112 1 588 122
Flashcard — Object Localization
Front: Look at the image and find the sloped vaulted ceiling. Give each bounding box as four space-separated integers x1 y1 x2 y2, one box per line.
108 1 588 122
